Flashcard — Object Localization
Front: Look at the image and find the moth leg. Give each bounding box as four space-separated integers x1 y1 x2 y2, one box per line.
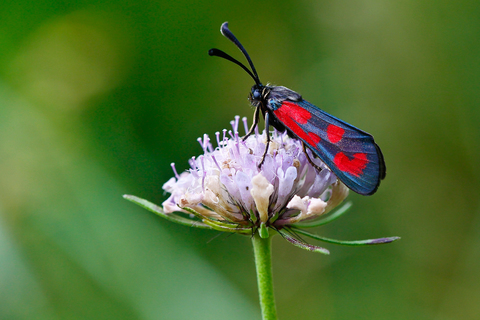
242 105 260 141
303 142 323 172
258 111 271 168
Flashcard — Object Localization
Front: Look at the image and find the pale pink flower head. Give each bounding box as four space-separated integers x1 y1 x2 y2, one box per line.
162 116 348 239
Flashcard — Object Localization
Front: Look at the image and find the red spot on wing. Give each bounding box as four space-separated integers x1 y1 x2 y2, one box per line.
327 124 345 144
274 102 320 146
308 132 321 145
333 152 368 177
279 101 312 124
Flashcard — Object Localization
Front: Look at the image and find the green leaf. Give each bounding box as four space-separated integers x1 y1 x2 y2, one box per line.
123 194 214 230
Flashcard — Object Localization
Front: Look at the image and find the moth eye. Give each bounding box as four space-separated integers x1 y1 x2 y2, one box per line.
253 90 261 99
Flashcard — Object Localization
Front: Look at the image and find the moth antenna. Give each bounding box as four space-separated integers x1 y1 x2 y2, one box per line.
209 48 259 85
220 22 261 84
209 22 261 85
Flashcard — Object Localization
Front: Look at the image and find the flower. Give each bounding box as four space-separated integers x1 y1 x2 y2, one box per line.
124 116 399 253
164 116 345 222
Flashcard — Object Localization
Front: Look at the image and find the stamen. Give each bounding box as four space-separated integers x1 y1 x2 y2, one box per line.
227 131 239 160
189 156 199 178
211 154 221 170
215 131 221 148
235 130 240 144
235 131 241 162
189 157 197 170
234 115 240 133
203 134 212 153
170 162 180 179
200 156 206 191
197 137 203 149
242 117 249 135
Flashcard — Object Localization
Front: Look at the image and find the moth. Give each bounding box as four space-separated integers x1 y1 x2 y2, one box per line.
209 22 386 195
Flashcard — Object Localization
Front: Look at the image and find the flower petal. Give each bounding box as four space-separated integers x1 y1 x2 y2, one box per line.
306 198 327 216
277 166 298 203
286 195 307 214
251 173 274 223
235 170 254 212
285 196 327 224
162 177 177 193
324 181 349 214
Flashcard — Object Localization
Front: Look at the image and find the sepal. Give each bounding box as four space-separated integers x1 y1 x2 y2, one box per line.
277 229 330 254
259 222 269 238
292 227 400 246
123 195 213 230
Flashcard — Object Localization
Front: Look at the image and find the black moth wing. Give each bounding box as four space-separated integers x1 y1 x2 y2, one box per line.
264 86 385 195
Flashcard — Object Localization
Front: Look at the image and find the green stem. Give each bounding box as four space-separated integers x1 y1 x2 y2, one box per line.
252 234 278 320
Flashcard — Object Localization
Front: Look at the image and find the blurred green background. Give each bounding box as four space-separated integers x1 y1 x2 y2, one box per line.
1 1 479 319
